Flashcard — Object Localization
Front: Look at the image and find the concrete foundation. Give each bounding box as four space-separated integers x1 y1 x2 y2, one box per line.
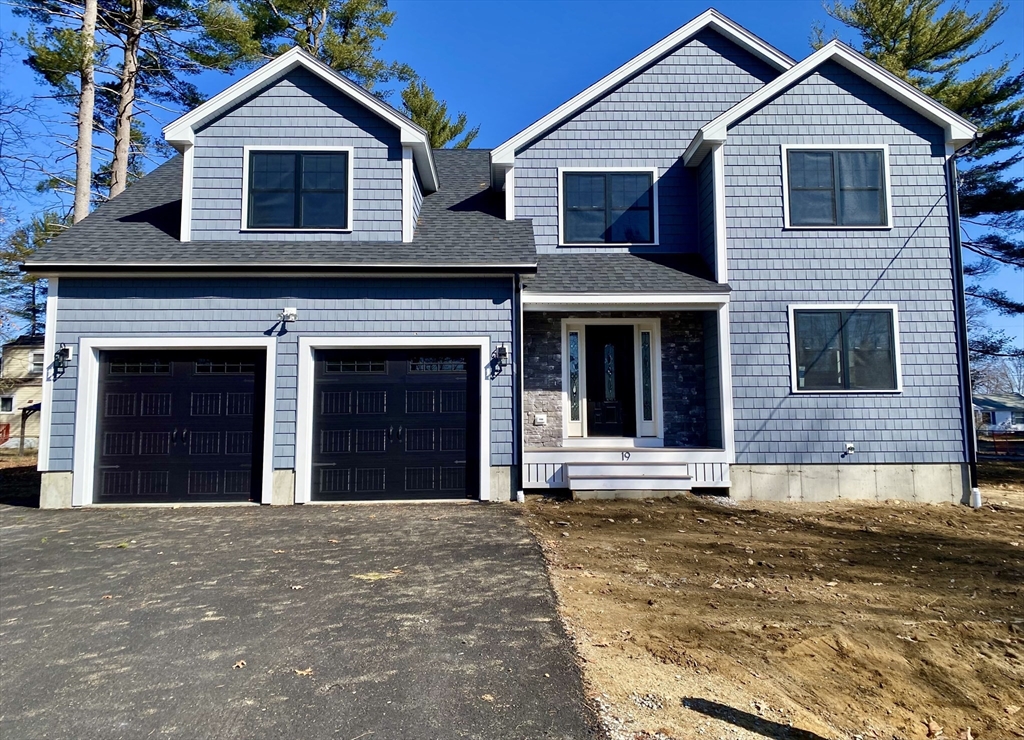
271 469 295 505
39 472 73 509
489 466 513 502
730 463 968 504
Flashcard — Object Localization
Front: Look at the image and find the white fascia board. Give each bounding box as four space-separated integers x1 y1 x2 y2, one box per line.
523 292 730 310
162 47 438 192
684 41 978 166
490 9 794 169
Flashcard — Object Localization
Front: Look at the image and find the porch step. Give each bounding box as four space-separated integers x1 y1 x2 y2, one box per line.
566 462 694 492
568 463 694 478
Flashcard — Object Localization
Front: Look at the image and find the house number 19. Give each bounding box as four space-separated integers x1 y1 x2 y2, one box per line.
621 451 631 461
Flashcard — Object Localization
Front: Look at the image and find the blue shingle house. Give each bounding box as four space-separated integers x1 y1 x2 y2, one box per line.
26 10 978 507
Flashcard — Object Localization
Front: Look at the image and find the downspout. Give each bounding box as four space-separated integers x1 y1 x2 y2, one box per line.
514 272 525 502
946 153 981 507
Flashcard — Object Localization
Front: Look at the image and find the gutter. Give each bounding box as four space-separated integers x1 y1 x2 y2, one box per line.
21 262 539 276
946 154 981 507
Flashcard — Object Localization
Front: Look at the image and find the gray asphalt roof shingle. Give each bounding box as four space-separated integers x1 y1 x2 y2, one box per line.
27 150 537 270
523 252 727 294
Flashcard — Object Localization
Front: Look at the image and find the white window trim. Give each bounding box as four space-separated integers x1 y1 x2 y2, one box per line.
30 351 45 375
557 166 660 247
72 337 278 506
560 318 663 443
1 396 14 413
780 144 893 230
294 336 493 504
787 303 903 394
240 145 355 233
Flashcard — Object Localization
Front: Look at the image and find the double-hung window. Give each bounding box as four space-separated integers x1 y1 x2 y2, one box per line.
785 148 888 227
30 352 45 375
247 150 351 230
1 396 13 413
561 170 656 244
791 307 899 392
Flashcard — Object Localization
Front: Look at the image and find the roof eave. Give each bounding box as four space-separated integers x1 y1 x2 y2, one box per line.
683 41 979 166
162 47 439 192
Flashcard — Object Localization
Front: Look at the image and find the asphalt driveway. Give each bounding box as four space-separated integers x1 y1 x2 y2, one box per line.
0 501 601 739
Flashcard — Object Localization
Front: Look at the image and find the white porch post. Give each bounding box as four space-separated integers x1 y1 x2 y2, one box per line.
718 303 736 465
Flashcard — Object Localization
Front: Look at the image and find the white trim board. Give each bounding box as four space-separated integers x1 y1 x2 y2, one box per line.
786 303 904 394
490 9 794 171
179 146 194 243
556 167 660 247
37 277 58 471
240 146 355 233
71 337 278 506
684 40 977 166
294 336 493 505
401 146 414 242
523 293 729 311
163 46 438 192
779 144 893 230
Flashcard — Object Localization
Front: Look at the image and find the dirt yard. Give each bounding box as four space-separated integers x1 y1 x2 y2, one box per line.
522 468 1024 740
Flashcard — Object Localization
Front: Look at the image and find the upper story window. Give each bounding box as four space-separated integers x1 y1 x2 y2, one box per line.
1 396 13 413
790 306 900 392
560 170 657 245
245 149 351 230
30 352 45 375
784 147 890 228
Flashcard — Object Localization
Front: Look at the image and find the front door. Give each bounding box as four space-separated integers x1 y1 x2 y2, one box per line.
584 325 637 437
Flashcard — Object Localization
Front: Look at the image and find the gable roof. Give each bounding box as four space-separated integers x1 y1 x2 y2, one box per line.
684 40 978 165
23 150 536 273
162 47 439 192
489 9 794 169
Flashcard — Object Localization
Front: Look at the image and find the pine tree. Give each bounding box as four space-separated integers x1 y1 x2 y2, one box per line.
0 213 63 339
203 0 415 97
401 80 479 149
16 0 99 222
815 0 1023 357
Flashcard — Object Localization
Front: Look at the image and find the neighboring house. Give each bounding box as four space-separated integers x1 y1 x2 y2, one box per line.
0 335 45 451
974 394 1024 432
23 9 978 508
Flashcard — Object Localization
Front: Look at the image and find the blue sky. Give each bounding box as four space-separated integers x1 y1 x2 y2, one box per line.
2 0 1022 344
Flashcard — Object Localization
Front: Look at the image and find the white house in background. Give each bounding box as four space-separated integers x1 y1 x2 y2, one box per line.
0 335 45 450
974 393 1024 432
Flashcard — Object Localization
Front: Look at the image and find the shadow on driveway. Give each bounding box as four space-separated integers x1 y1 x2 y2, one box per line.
0 503 602 739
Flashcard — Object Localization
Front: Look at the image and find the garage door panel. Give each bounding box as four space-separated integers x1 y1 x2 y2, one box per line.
311 348 478 501
95 350 265 504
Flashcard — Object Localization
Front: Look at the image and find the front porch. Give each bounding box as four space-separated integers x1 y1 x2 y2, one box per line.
520 288 734 493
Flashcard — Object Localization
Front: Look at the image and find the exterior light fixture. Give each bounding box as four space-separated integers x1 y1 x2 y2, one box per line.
279 307 298 323
53 343 72 378
496 344 509 368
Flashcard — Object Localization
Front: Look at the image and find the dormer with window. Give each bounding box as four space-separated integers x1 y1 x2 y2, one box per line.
163 48 437 244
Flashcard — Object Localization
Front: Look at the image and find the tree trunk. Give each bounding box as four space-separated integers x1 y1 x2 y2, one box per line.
109 0 144 199
73 0 98 223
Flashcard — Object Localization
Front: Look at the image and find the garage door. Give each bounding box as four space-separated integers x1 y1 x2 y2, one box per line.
95 350 266 503
311 349 479 500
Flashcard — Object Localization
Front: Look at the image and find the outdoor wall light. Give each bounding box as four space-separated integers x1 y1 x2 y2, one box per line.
53 343 72 378
279 307 298 323
495 344 509 368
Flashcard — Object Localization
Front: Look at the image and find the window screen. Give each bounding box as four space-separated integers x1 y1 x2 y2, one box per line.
793 309 897 391
248 151 348 229
787 150 886 227
563 172 654 243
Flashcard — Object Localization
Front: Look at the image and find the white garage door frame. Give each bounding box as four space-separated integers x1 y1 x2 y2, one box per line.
295 336 492 504
72 337 278 506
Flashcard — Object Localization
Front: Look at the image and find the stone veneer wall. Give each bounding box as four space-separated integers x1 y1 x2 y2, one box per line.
523 312 708 448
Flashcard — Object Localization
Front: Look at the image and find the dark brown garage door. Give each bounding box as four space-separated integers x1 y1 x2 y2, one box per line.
95 350 266 503
311 349 479 500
